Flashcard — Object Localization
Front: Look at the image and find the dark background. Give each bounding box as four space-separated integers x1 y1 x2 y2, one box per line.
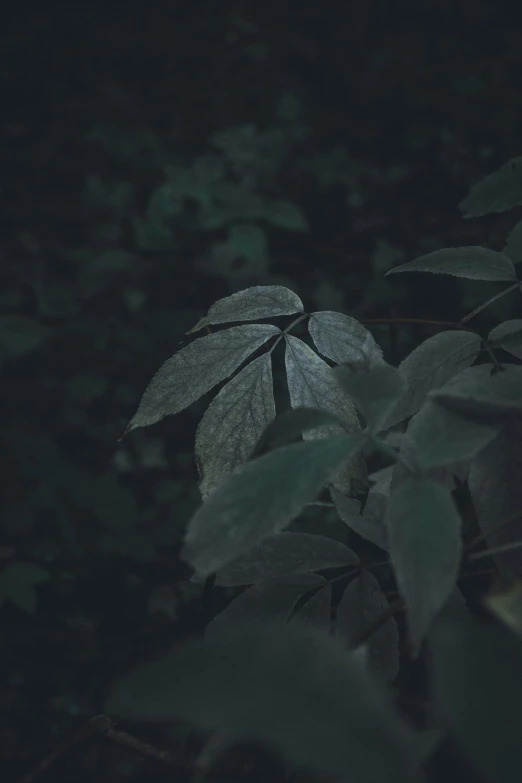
2 1 522 781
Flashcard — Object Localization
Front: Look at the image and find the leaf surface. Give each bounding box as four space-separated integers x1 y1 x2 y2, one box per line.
106 624 421 783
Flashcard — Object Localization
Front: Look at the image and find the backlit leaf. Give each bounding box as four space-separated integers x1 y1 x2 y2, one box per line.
186 285 303 333
308 311 385 367
123 324 280 436
195 354 275 499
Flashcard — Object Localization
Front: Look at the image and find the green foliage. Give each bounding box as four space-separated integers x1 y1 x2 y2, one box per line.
109 154 522 783
86 99 312 284
106 624 419 783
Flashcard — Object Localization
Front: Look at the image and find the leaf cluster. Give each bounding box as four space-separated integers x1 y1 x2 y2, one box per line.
109 156 522 783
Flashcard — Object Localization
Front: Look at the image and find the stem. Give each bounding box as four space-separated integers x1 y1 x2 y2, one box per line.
268 313 309 354
460 282 521 325
360 317 460 328
466 508 522 550
469 539 522 562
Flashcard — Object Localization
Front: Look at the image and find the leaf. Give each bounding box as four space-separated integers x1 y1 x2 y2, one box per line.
187 285 304 333
406 399 499 470
106 624 420 783
459 156 522 217
292 583 332 629
488 319 522 359
182 435 364 577
431 616 522 783
213 532 359 586
0 562 49 614
308 311 385 367
432 365 522 420
252 406 347 457
336 572 399 682
285 335 366 494
385 476 462 655
334 363 404 433
206 574 325 637
503 219 522 263
468 421 522 578
264 200 308 231
330 486 389 550
384 247 517 281
381 330 481 429
123 324 280 436
484 581 522 639
195 354 276 499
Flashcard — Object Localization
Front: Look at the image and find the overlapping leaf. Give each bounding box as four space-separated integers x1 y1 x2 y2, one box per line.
106 624 420 783
123 324 280 436
187 285 304 334
488 320 522 359
182 435 364 577
308 311 385 368
406 399 499 470
206 574 325 637
381 330 481 430
284 335 367 493
330 484 389 550
251 406 347 457
468 421 522 578
334 363 404 433
432 365 522 420
195 354 276 499
385 476 462 655
336 571 399 682
213 532 359 586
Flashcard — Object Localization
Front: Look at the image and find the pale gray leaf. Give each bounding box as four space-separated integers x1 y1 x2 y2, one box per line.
385 247 516 281
489 320 522 359
381 330 481 430
195 354 275 499
285 335 367 494
334 363 404 433
124 324 280 435
308 311 385 367
336 571 399 683
330 487 388 550
206 574 325 637
214 532 359 586
468 422 522 578
106 624 420 783
182 435 365 577
459 156 522 217
407 400 500 470
385 476 462 655
187 285 304 333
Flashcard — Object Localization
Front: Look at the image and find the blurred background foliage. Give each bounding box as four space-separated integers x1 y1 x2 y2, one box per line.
2 0 522 780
